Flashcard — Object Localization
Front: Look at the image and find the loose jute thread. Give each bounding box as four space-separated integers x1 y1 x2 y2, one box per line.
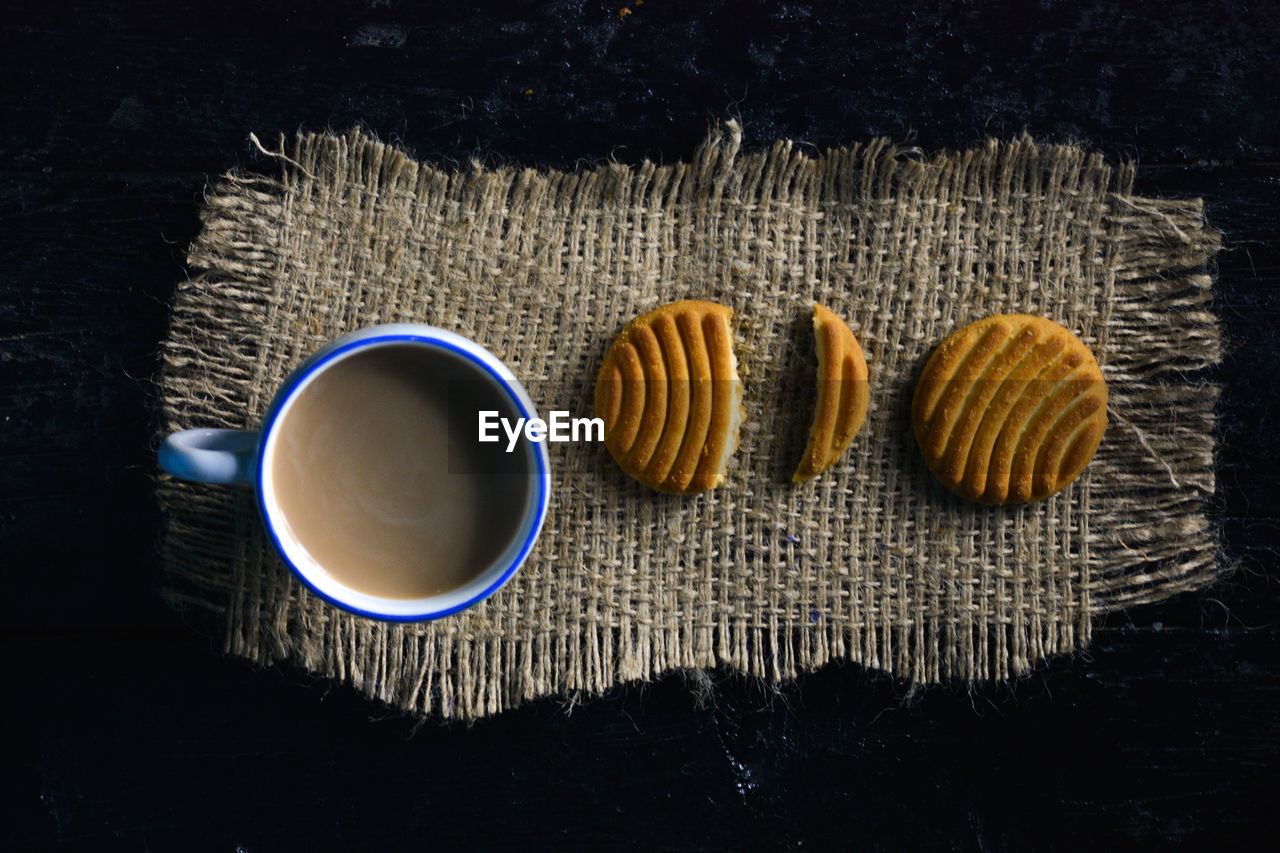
157 123 1222 720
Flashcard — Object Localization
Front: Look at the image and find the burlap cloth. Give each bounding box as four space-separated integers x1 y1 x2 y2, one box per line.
158 123 1222 720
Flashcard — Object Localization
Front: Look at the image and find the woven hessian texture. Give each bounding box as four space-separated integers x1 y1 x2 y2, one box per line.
158 124 1222 720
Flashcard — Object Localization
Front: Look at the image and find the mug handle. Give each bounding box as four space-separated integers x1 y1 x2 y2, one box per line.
159 429 259 485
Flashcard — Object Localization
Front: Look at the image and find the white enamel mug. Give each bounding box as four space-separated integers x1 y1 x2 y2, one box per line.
158 324 550 622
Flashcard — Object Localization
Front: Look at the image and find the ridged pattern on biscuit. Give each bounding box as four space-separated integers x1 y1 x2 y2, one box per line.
912 314 1108 504
793 304 869 483
595 300 741 494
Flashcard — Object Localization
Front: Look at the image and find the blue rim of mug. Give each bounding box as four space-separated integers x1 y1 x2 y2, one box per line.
254 333 549 623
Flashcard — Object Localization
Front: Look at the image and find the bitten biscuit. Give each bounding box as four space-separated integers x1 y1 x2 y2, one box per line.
912 314 1108 504
594 299 743 494
793 304 870 483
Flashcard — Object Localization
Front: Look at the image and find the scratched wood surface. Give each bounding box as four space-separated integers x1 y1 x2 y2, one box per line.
2 1 1278 848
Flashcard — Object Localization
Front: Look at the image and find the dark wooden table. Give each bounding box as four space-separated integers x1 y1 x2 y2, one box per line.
4 2 1277 848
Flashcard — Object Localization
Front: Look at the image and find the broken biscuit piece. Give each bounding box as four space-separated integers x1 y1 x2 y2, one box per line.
793 303 870 483
594 299 743 494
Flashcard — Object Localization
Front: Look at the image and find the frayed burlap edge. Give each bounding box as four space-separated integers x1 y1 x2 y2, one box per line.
1088 190 1222 611
157 124 1222 719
